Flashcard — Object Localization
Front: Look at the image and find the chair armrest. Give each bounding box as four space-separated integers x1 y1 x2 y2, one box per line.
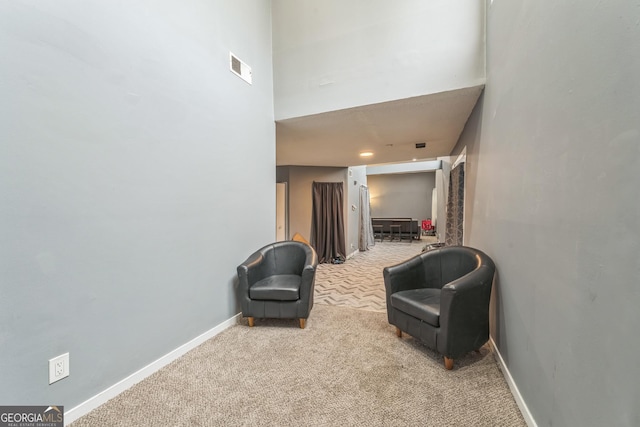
304 247 319 272
383 255 427 295
440 265 494 325
301 243 318 290
299 262 317 300
236 251 268 294
438 265 495 356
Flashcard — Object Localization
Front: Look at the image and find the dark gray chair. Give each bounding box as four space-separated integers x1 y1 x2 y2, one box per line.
236 241 318 329
383 245 495 369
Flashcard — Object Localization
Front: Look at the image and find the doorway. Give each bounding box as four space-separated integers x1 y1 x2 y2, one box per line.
310 181 346 263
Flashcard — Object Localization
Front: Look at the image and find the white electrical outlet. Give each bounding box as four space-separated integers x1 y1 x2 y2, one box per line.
49 353 69 384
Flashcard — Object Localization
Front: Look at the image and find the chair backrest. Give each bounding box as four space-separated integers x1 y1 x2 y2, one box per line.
419 245 493 288
261 241 313 275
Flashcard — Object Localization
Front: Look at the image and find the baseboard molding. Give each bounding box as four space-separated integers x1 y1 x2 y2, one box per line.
346 249 359 259
64 312 242 425
489 337 538 427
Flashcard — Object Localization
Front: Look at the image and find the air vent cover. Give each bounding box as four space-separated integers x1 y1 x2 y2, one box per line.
229 52 252 85
415 142 426 149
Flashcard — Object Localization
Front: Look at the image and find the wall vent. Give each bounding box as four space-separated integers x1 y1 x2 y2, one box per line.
415 142 426 149
229 52 252 85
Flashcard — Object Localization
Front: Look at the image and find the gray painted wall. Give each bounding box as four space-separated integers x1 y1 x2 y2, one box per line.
367 173 435 221
456 1 640 425
272 0 485 119
0 1 275 408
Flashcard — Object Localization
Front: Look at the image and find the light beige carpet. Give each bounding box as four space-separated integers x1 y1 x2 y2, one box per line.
70 304 526 426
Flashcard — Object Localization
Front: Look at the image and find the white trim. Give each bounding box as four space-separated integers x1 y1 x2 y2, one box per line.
346 249 359 259
452 146 466 169
64 313 242 425
489 337 538 427
366 160 442 175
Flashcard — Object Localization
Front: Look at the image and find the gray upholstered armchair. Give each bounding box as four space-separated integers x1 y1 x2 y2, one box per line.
236 241 318 329
383 245 495 369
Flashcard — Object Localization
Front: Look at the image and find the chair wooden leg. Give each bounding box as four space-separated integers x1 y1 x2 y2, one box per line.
299 318 306 329
247 317 254 327
395 327 402 338
444 357 454 370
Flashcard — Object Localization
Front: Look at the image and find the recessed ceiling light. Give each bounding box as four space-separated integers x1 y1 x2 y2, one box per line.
359 151 374 157
412 158 417 162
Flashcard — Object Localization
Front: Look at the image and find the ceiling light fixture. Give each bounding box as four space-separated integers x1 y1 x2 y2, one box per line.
359 151 374 157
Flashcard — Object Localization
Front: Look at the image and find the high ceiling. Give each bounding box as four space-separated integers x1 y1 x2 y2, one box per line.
276 85 484 167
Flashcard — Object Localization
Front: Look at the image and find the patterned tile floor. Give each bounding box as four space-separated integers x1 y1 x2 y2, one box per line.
315 237 438 312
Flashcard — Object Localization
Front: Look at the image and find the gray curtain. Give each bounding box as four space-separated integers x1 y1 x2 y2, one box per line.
311 182 346 263
358 185 375 251
445 163 465 246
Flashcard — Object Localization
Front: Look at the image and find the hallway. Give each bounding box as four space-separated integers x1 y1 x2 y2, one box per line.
314 237 437 312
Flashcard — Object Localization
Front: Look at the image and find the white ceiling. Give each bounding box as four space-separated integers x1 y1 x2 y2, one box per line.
276 85 484 167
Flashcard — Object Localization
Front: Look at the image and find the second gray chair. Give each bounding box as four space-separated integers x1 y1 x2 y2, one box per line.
383 245 495 369
236 241 318 329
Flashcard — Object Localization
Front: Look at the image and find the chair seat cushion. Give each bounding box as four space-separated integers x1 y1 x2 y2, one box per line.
250 274 301 301
390 288 441 327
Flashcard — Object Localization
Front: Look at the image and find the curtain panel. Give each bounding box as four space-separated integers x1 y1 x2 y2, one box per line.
358 185 375 251
311 182 346 263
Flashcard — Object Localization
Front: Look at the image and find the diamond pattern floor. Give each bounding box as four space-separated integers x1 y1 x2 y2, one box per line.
315 237 437 312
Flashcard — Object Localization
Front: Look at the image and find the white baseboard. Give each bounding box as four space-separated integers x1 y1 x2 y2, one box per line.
64 313 242 425
346 249 359 259
489 337 538 427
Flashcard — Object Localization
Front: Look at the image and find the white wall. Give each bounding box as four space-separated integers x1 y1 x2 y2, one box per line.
0 0 275 409
272 0 485 119
457 1 640 425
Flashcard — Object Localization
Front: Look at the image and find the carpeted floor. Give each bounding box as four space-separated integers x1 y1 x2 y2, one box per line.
70 305 525 427
70 239 526 426
315 238 435 312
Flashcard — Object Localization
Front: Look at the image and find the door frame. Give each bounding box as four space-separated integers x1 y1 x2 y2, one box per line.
276 182 288 241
